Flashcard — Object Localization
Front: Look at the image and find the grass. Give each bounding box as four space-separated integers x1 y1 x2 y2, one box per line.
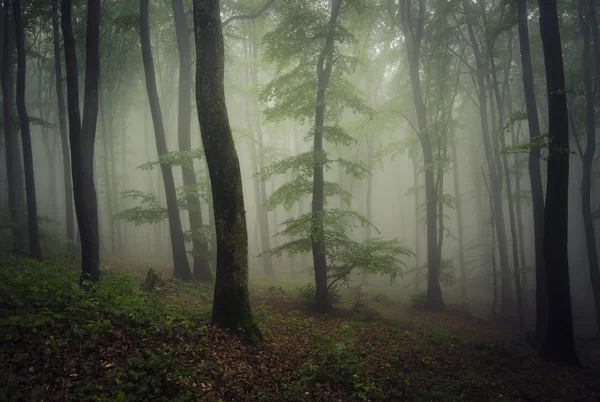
1 252 599 401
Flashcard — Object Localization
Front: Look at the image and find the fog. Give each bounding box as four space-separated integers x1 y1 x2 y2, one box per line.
1 2 600 397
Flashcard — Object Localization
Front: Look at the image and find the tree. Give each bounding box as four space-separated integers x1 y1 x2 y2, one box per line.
51 0 75 243
140 0 193 281
62 0 101 283
516 0 546 343
538 0 580 365
13 0 41 259
575 0 600 334
397 0 445 310
1 0 25 252
192 0 262 342
311 0 342 312
172 0 212 282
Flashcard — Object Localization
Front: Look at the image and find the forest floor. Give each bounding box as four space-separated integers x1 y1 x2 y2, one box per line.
1 253 600 401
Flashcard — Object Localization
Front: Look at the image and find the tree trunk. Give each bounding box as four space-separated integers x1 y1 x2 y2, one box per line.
250 41 274 277
52 0 74 243
172 0 212 282
61 0 101 282
99 98 116 254
399 0 444 310
192 0 261 342
311 0 341 313
412 154 421 292
140 0 192 281
516 0 547 343
450 130 467 301
577 0 600 334
13 0 41 259
490 32 524 329
1 1 25 252
465 18 513 317
538 0 580 365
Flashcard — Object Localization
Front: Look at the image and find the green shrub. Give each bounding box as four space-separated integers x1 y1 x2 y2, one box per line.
297 283 342 308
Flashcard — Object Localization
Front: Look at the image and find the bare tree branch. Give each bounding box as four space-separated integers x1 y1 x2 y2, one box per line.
222 0 276 27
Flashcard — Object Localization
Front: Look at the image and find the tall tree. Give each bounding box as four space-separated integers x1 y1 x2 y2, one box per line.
398 0 445 310
516 0 546 342
576 0 600 334
140 0 193 281
52 0 74 243
61 0 101 282
311 0 341 313
538 0 579 365
1 0 25 252
13 0 41 259
192 0 261 342
172 0 212 282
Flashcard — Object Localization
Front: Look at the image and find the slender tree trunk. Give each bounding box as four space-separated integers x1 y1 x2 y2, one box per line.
250 41 274 276
1 2 25 252
399 0 444 310
99 98 116 254
538 0 580 365
490 33 524 329
172 0 212 282
310 0 341 313
140 0 192 281
62 0 101 282
516 0 547 343
466 18 513 317
412 154 421 292
13 0 41 259
362 129 374 286
193 0 261 342
450 130 467 301
577 0 600 334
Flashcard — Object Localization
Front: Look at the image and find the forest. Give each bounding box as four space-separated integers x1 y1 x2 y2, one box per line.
1 0 600 400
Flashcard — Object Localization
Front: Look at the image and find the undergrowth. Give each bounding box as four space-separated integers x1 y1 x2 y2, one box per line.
1 252 599 401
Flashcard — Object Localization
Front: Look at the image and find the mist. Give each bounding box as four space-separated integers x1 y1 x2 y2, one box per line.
1 0 600 400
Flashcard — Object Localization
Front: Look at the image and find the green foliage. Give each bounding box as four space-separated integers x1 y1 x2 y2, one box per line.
114 190 167 225
265 209 412 289
137 149 205 170
297 282 342 307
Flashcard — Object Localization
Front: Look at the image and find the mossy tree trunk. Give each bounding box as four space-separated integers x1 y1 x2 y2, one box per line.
140 0 192 281
192 0 261 342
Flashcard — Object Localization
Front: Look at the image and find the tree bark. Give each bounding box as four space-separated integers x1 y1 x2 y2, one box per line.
172 0 212 282
1 1 25 252
538 0 580 365
193 0 261 342
577 0 600 334
516 0 547 343
140 0 192 281
62 0 101 282
13 0 41 259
